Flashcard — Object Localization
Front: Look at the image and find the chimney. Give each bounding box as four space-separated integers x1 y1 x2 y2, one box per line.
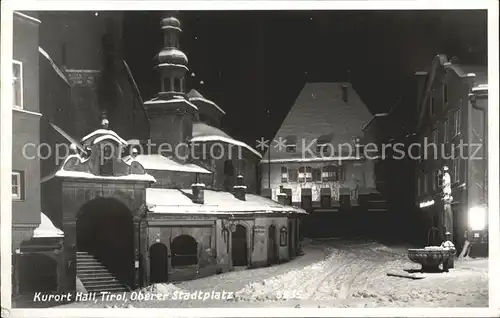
233 175 246 201
261 188 272 199
277 192 287 205
191 173 205 204
341 84 349 103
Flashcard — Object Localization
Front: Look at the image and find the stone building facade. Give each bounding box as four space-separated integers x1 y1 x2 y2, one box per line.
14 12 304 299
414 54 488 251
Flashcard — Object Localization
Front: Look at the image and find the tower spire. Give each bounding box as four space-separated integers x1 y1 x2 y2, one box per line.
155 14 189 98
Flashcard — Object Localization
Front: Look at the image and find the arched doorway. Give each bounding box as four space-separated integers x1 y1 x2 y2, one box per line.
232 224 248 267
171 235 198 268
267 225 278 265
288 220 294 258
19 253 58 294
76 198 134 287
149 243 168 283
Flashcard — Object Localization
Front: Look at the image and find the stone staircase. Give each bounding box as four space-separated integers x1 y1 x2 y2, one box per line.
76 252 129 293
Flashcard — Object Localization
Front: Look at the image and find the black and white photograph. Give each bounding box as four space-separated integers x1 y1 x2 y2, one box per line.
1 0 498 316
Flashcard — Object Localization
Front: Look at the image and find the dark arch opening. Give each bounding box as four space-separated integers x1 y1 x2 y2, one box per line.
268 224 278 265
232 224 248 266
149 243 168 283
76 197 134 287
171 235 198 268
19 253 58 294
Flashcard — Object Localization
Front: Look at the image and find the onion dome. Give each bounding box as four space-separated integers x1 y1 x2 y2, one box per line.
161 16 181 30
156 48 188 66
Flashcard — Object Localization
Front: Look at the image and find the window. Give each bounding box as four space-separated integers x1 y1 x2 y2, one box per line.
174 78 181 91
163 77 172 91
453 109 461 136
281 167 288 183
417 176 421 196
341 84 348 102
171 235 198 268
298 166 312 182
453 157 460 183
321 165 340 182
13 61 23 108
304 167 312 182
224 160 234 176
443 84 448 104
12 171 23 200
288 169 298 182
285 135 297 153
316 143 333 156
312 168 322 181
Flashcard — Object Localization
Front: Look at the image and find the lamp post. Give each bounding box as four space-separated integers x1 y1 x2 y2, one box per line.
442 165 453 240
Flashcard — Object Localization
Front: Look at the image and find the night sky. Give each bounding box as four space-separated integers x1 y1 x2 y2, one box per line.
122 10 487 148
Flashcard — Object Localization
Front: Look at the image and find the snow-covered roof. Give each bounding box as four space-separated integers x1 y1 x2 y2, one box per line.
157 63 188 71
144 97 198 111
472 84 488 93
81 129 128 145
52 170 156 182
38 47 70 86
146 188 306 214
263 82 373 162
134 154 212 174
190 135 262 159
260 156 363 164
192 122 231 139
187 89 226 115
33 212 64 238
41 154 156 183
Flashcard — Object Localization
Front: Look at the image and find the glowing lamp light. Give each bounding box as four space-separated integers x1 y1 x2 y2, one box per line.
469 205 487 231
419 199 435 208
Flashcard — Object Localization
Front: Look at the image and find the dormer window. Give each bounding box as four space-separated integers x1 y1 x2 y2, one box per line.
100 143 114 176
341 84 348 102
285 135 297 153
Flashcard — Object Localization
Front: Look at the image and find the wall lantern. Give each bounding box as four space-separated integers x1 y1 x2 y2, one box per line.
280 226 288 247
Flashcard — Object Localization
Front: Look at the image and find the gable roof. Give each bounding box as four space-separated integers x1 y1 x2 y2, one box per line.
262 82 373 162
416 56 488 130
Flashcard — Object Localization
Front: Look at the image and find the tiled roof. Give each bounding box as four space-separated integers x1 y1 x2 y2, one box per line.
263 82 373 161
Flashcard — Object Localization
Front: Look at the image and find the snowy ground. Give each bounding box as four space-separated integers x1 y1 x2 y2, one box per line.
58 239 488 308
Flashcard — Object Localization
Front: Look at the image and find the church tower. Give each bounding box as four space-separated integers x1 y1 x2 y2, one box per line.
144 13 197 162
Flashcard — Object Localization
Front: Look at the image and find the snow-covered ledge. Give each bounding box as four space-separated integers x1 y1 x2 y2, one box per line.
33 212 64 238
